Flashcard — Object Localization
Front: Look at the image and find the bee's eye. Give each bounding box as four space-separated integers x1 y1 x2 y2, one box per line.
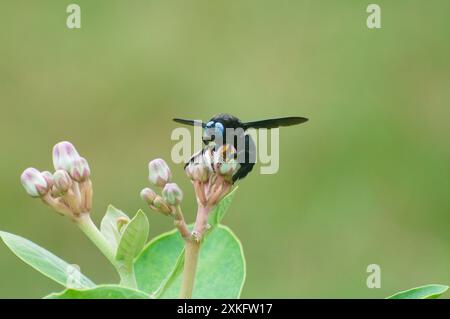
215 122 224 134
206 121 214 128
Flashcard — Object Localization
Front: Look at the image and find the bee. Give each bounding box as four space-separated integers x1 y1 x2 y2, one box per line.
173 113 308 182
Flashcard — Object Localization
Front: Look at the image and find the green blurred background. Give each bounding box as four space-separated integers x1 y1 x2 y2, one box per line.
1 1 449 298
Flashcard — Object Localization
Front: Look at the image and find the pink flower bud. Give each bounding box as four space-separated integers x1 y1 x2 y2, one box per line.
153 196 171 214
162 183 183 205
218 160 239 176
201 148 215 173
70 157 90 182
185 163 209 182
20 168 49 197
212 145 238 177
52 141 81 172
148 159 171 187
53 170 73 193
213 144 237 165
185 164 196 180
41 171 54 189
140 187 157 204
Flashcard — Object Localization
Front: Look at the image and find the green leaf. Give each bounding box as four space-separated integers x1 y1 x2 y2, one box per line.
208 186 238 227
0 231 94 288
387 284 449 299
135 187 243 298
100 205 130 251
134 225 245 298
134 188 239 296
45 284 149 299
151 249 185 298
134 228 184 295
115 210 149 265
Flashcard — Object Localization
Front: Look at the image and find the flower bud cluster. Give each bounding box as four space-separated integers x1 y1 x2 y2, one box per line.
185 144 239 208
140 146 239 243
140 158 189 239
20 141 93 219
140 158 183 215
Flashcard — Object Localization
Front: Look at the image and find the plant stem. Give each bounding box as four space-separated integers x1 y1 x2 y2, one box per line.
117 263 138 288
179 240 200 299
76 214 137 289
173 205 190 239
193 205 210 236
179 205 210 299
77 214 115 264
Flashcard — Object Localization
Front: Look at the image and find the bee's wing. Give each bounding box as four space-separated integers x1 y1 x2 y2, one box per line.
173 118 206 127
243 116 308 129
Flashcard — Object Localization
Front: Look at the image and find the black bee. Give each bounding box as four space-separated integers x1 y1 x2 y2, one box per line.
173 113 308 182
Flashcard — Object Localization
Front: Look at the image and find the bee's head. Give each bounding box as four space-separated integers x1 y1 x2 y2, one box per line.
202 120 225 143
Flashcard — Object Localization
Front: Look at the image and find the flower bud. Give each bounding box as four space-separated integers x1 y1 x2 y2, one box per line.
148 159 171 187
20 168 49 197
162 183 183 205
218 160 239 176
185 163 209 182
201 148 215 173
213 144 237 165
70 157 90 182
52 141 81 172
212 144 238 177
41 171 54 189
153 196 171 214
140 187 157 205
53 170 73 193
50 185 62 198
185 164 193 179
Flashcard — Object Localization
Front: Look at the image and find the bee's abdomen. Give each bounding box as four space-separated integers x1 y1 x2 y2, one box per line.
232 134 256 182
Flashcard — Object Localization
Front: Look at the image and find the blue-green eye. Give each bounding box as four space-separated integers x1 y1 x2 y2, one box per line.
205 121 214 128
215 122 224 133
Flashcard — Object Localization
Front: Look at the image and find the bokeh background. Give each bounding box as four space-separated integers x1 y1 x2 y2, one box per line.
1 1 449 298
